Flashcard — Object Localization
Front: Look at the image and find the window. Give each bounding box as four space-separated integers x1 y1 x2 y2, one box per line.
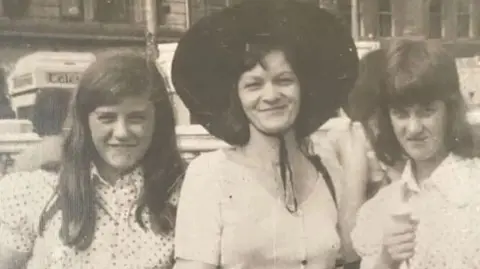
337 0 353 34
189 0 248 25
378 0 392 37
429 0 443 38
156 0 171 25
95 0 131 23
60 0 84 21
189 0 223 24
457 0 471 37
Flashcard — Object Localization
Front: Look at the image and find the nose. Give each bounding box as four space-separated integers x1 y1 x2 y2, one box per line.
261 82 280 103
112 119 129 140
406 116 423 134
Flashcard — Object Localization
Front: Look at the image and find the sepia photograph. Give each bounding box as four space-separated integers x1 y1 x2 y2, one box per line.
0 0 479 268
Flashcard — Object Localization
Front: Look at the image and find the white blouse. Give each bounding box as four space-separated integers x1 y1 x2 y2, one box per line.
175 149 343 269
351 154 480 269
0 167 178 269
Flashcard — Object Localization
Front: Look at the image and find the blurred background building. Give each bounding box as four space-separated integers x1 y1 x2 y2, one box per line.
1 0 480 120
1 0 480 171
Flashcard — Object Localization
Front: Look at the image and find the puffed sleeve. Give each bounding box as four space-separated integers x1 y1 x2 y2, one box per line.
174 152 223 265
0 170 56 253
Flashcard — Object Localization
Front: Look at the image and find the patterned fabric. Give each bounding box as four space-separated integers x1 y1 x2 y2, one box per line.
351 154 480 269
175 149 341 269
0 167 178 269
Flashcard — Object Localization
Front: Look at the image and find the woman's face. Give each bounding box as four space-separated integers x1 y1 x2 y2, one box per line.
88 95 155 173
237 50 300 135
389 100 448 163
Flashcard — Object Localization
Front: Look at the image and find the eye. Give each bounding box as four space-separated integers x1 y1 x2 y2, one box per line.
95 113 116 123
128 113 147 123
242 81 263 91
274 76 295 86
416 106 436 118
390 108 408 119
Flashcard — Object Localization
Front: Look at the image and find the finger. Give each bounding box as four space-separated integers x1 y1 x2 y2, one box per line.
388 222 417 235
388 242 416 253
385 232 416 245
390 252 415 262
409 214 420 224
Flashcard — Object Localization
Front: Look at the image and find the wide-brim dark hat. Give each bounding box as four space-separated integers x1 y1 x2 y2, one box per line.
172 0 359 145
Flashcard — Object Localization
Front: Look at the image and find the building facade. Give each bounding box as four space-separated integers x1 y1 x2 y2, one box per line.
3 0 480 122
0 0 189 72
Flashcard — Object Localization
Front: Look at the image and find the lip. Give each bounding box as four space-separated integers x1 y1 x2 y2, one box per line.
407 137 427 142
108 144 137 148
259 105 288 112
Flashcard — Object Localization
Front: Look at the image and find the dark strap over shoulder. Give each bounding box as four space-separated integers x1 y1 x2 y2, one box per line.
307 154 337 208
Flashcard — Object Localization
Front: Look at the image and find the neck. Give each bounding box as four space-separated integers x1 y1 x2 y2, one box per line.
94 159 127 185
412 151 449 183
242 126 300 164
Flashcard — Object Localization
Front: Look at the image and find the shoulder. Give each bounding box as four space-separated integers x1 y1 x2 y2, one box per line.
0 169 57 192
0 170 57 232
187 149 230 172
13 140 62 173
447 155 480 207
0 170 57 207
181 150 230 197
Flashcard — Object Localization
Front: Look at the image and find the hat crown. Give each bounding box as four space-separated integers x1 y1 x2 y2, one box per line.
172 0 359 145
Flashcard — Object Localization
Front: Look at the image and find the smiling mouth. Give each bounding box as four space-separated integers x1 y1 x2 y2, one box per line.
259 105 287 112
408 137 427 142
108 144 137 148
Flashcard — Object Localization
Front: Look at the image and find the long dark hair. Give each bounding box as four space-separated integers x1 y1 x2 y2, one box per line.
221 40 336 213
0 67 15 119
31 88 72 137
39 50 185 250
345 49 392 164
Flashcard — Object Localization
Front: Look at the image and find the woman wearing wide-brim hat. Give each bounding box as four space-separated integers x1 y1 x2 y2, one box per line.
172 1 367 268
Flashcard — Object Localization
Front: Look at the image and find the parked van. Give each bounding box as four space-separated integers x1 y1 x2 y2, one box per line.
6 51 95 119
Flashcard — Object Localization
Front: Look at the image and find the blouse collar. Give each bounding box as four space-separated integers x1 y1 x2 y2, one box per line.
90 164 145 220
90 164 144 190
401 153 478 207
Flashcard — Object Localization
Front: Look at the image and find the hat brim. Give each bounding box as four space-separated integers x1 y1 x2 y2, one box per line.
172 0 359 144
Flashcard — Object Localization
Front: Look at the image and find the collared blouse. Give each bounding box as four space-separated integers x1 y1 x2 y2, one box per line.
351 154 480 269
0 166 178 269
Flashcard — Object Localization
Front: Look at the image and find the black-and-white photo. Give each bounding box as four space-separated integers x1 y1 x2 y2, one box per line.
0 0 479 268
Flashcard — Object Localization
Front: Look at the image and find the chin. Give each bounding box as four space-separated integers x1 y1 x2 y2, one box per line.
108 160 138 171
406 151 436 162
261 125 291 135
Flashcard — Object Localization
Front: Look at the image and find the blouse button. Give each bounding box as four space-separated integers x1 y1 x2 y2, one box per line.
301 259 308 266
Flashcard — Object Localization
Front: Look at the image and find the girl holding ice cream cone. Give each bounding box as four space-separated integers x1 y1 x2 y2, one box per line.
351 38 480 269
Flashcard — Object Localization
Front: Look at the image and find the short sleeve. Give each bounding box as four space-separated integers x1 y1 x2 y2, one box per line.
0 170 56 253
175 152 223 265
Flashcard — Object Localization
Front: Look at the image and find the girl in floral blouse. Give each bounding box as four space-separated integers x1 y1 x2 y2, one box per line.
351 38 480 269
0 51 184 269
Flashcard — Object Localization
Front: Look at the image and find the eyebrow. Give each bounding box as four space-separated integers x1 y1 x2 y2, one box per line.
276 70 294 75
93 107 150 114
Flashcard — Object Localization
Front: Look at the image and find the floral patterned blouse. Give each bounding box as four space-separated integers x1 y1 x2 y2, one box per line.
0 166 178 269
351 154 480 269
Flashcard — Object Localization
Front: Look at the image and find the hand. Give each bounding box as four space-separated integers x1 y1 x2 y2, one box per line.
381 212 418 268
